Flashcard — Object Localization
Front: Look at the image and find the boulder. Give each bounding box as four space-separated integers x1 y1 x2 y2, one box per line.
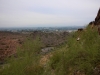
77 28 83 32
89 21 95 25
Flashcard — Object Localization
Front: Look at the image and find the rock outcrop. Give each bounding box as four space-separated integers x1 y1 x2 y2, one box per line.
89 8 100 26
94 8 100 25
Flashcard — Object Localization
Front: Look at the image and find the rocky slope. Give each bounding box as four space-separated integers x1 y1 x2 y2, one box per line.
0 31 69 63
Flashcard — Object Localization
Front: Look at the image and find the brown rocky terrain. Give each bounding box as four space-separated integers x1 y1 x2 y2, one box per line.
0 31 26 63
31 31 69 47
0 31 69 63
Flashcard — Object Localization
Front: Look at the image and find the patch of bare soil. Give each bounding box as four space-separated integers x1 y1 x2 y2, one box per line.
40 53 52 66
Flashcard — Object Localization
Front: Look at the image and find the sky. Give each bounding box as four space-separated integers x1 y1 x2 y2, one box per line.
0 0 100 28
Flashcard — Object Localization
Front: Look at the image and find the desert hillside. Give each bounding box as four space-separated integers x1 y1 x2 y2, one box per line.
0 8 100 75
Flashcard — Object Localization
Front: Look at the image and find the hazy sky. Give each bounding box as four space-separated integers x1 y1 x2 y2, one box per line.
0 0 100 27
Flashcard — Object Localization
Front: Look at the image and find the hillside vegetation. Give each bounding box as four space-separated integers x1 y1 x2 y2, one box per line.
46 26 100 75
0 26 100 75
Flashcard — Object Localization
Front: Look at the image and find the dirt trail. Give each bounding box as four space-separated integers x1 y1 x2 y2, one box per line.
40 53 52 66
